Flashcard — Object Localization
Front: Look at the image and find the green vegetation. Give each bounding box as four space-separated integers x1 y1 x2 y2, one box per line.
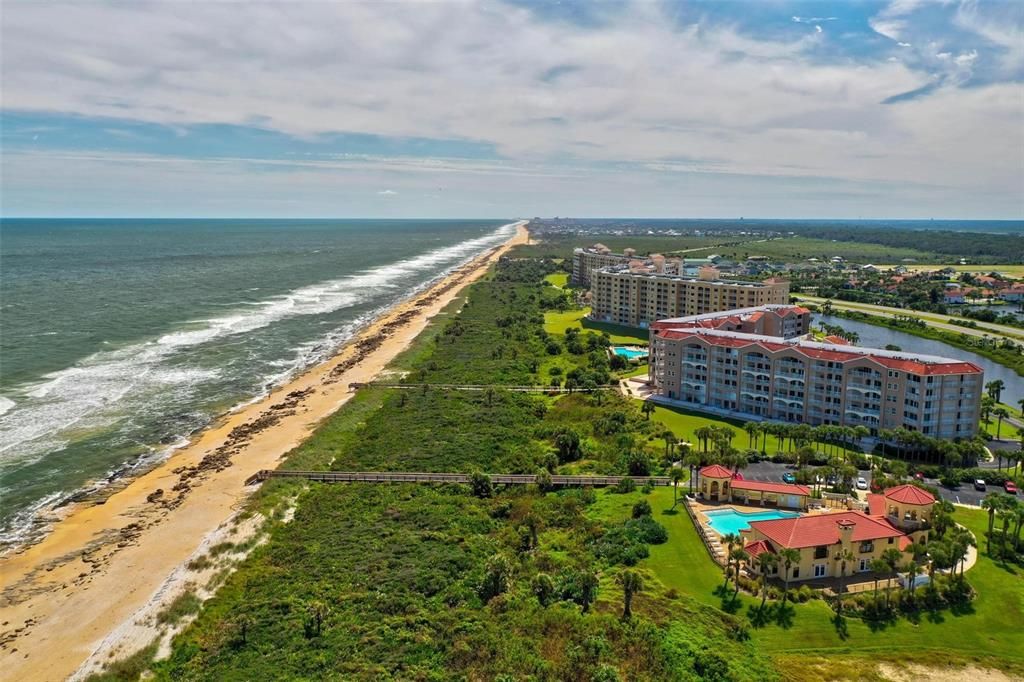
84 642 159 682
544 272 569 288
157 591 202 626
718 236 943 264
544 307 648 345
834 309 1024 376
154 253 1023 680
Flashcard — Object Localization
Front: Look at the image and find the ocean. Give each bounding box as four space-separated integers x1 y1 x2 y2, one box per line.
0 218 516 549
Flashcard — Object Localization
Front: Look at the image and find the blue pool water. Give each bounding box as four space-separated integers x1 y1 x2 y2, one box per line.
611 346 648 359
705 509 800 536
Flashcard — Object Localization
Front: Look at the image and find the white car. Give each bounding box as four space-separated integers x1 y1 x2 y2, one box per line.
856 477 869 490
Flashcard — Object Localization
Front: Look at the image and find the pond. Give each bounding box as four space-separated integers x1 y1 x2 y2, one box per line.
816 314 1023 405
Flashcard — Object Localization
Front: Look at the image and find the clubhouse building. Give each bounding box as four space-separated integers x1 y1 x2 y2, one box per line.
698 464 811 510
741 484 936 582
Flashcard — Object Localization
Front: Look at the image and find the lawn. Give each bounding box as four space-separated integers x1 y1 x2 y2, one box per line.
882 264 1024 277
611 487 1024 675
543 307 649 345
544 272 569 288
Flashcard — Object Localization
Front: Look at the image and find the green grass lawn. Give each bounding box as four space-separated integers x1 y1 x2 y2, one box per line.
544 272 569 288
543 307 649 344
597 487 1024 674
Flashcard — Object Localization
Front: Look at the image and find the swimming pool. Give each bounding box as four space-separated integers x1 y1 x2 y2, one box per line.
704 508 800 536
611 346 648 359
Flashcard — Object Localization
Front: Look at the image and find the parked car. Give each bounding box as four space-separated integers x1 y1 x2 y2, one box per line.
914 472 925 481
782 472 797 484
856 477 868 490
1005 481 1019 495
974 479 987 491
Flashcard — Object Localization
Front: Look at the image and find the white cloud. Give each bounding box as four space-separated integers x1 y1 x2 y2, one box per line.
377 189 397 196
0 0 1020 217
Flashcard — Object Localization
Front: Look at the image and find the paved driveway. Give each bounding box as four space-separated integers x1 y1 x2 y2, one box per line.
736 460 1007 508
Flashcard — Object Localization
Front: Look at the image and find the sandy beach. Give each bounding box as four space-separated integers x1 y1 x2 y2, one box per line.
0 221 528 681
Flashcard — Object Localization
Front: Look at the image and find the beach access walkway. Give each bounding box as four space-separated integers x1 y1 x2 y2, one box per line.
349 382 617 393
245 470 673 487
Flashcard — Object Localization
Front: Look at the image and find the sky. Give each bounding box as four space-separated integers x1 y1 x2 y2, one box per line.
1 0 1022 219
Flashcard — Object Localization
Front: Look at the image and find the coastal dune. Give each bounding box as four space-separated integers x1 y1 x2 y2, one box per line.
0 222 528 681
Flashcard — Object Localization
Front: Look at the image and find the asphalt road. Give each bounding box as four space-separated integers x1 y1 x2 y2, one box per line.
738 460 1014 508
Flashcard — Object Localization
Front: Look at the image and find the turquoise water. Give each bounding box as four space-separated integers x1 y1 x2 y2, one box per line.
705 508 800 536
0 218 515 548
611 346 648 359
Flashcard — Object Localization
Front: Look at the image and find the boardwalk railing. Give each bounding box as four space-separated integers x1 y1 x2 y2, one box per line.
244 470 672 488
348 382 617 393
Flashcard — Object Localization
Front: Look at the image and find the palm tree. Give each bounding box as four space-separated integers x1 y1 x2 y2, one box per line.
881 548 903 608
744 421 759 449
695 426 713 454
720 533 741 588
684 450 702 494
1012 502 1024 552
902 560 923 602
616 570 643 620
306 600 330 637
755 553 779 608
1018 397 1024 418
730 548 749 598
993 407 1009 440
948 526 975 579
641 400 655 420
931 499 955 539
778 548 801 603
986 379 1005 403
997 501 1018 557
670 467 685 506
578 568 599 613
869 558 890 607
834 548 855 613
982 493 1008 553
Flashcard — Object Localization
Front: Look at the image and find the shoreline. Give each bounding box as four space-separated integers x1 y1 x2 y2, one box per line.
0 221 529 681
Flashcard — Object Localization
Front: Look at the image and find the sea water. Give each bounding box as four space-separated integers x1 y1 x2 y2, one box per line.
0 218 516 549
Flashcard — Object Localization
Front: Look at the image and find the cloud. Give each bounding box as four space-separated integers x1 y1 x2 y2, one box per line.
377 189 397 195
0 0 1021 218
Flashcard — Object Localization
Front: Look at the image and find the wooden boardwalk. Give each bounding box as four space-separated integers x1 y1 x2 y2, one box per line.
348 382 617 393
245 469 672 488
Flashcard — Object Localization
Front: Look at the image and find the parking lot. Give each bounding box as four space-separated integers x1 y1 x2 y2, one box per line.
736 460 1006 508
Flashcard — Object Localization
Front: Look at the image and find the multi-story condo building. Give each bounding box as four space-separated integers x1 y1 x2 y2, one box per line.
649 310 982 439
571 245 633 287
590 266 790 328
651 305 811 339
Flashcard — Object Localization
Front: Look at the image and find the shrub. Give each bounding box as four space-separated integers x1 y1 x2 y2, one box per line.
613 478 636 494
631 499 652 519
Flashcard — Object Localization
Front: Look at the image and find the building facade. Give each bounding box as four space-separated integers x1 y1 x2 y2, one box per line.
590 267 790 328
649 315 982 439
571 245 633 287
741 485 935 583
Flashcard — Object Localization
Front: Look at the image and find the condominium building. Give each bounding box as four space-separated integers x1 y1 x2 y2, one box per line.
590 266 790 328
651 305 812 339
571 245 632 287
649 311 982 438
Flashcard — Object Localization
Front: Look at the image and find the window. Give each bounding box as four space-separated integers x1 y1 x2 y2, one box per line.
859 559 868 572
813 564 826 578
859 541 874 553
792 567 800 579
813 546 828 559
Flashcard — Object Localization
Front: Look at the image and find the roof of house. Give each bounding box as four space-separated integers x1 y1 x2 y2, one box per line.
730 479 811 496
747 510 904 549
744 539 774 559
884 484 935 506
867 493 887 517
699 464 735 479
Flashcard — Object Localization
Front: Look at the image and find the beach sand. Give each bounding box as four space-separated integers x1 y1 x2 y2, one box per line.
0 222 528 681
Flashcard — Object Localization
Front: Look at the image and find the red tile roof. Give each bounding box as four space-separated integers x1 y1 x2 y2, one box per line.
823 335 850 345
699 464 734 479
744 539 775 559
884 484 935 505
652 329 983 376
866 493 886 517
731 479 811 496
747 511 904 549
